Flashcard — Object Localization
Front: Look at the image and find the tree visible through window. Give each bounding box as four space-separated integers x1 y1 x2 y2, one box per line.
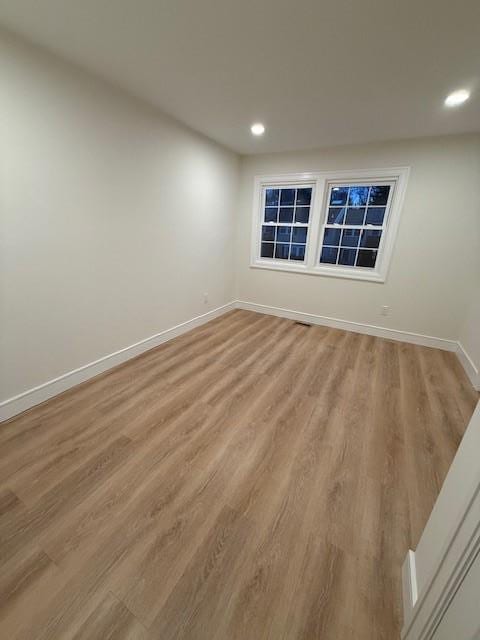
319 184 391 269
252 168 408 282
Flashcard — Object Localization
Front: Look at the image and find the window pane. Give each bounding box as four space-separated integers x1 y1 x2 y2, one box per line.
265 207 277 223
368 185 390 206
261 242 274 258
341 229 361 248
327 207 345 224
360 229 382 249
295 206 310 223
365 207 385 226
280 188 295 206
320 246 338 264
345 207 365 225
292 227 307 243
279 207 294 223
296 188 312 205
262 225 276 242
330 186 348 206
276 226 292 243
348 186 369 206
290 244 305 261
265 188 280 206
275 243 290 260
338 248 357 266
356 249 378 268
323 228 341 246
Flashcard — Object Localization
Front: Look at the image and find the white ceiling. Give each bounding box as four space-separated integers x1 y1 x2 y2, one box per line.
1 0 479 154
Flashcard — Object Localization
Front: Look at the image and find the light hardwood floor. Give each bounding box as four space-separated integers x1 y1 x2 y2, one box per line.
0 310 477 639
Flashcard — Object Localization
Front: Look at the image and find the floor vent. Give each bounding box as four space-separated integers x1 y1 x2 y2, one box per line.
294 321 312 327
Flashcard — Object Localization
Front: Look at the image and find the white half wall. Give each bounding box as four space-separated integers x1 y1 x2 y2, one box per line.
458 293 480 390
0 30 239 404
235 135 480 344
401 400 480 639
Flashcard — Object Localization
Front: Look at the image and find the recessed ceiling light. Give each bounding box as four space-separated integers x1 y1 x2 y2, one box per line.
251 123 265 136
444 89 470 107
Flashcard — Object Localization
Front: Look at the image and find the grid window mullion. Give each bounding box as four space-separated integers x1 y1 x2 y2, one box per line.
261 185 313 264
320 182 391 270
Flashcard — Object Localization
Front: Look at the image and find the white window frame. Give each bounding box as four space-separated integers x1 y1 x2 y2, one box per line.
250 167 410 283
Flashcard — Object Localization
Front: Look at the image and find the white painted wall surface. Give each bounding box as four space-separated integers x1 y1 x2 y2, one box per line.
459 295 480 383
0 31 239 402
432 551 480 640
402 400 480 639
235 135 480 343
413 401 480 595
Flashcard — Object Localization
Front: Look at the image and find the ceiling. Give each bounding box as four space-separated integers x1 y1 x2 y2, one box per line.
0 0 479 154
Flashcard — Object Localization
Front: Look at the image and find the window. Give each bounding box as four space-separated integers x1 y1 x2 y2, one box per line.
251 168 409 282
260 186 313 263
319 182 392 271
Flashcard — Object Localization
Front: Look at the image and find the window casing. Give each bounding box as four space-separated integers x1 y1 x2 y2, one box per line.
250 167 409 282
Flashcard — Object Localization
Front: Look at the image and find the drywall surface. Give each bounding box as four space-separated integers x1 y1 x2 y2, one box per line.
459 289 480 377
0 31 239 401
414 401 480 595
235 135 480 341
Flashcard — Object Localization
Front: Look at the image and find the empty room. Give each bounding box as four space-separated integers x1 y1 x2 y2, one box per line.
1 1 479 639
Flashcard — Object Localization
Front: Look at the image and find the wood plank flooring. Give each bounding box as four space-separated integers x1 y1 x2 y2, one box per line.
0 310 477 639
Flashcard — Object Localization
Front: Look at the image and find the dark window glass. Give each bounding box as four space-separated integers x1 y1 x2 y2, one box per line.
279 207 294 223
296 188 312 205
341 229 361 248
262 225 276 242
365 207 385 226
360 229 382 249
327 207 345 224
338 248 357 266
348 186 369 206
275 243 290 260
345 207 365 225
320 246 338 264
292 227 307 244
265 188 280 206
261 242 274 258
295 207 310 223
276 226 292 243
280 189 295 206
290 244 305 261
323 228 341 246
356 249 377 268
368 185 390 206
265 207 277 223
330 186 348 206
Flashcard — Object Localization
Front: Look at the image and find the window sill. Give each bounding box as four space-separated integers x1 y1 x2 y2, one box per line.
250 260 385 283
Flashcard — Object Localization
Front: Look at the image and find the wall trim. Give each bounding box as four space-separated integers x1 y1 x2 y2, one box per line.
235 300 458 352
0 302 235 423
402 550 419 623
3 299 476 423
401 479 480 639
456 342 480 391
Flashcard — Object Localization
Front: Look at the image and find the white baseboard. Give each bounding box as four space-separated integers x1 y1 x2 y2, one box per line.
0 302 235 423
402 550 418 626
235 300 458 352
2 299 476 423
456 342 480 391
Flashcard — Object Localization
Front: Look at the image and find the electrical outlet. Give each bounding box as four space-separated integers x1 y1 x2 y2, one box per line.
381 305 390 316
203 292 209 304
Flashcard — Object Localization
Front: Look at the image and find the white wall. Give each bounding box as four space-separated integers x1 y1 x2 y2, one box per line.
459 287 480 385
235 135 480 343
0 31 239 403
402 400 480 639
